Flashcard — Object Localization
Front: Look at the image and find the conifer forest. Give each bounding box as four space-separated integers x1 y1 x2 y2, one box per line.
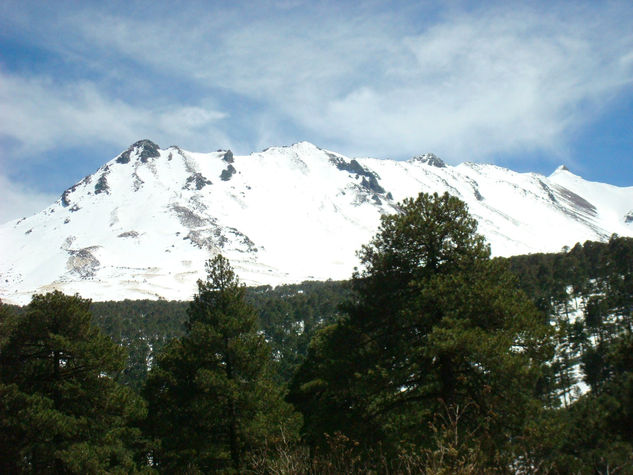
2 192 633 473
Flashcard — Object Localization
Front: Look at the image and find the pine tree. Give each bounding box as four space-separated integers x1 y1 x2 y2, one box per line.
0 292 147 473
290 192 552 465
144 255 301 473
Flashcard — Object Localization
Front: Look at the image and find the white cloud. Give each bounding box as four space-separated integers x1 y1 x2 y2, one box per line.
0 174 57 224
48 2 631 162
1 1 632 167
0 70 229 160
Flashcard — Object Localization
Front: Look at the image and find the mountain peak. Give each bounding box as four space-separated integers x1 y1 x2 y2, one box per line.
291 141 320 149
259 141 322 158
410 153 446 168
131 139 160 150
2 141 632 304
281 141 322 155
116 139 161 164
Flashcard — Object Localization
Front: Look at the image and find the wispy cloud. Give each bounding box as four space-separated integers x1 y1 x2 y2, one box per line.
1 1 632 166
313 5 633 161
0 173 57 224
0 70 229 161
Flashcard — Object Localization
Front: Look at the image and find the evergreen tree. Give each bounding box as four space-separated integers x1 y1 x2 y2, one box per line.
0 292 147 474
290 192 552 465
144 255 301 473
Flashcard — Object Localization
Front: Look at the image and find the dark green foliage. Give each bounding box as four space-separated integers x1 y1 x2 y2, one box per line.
144 255 301 472
291 192 551 466
3 220 633 471
89 282 350 390
520 338 633 473
247 280 351 384
90 299 188 391
0 292 148 473
507 235 633 471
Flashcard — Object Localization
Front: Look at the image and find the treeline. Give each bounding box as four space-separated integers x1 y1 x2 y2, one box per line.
89 280 351 390
1 192 632 473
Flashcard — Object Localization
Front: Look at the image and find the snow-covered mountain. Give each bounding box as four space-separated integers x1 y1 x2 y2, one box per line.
2 140 632 304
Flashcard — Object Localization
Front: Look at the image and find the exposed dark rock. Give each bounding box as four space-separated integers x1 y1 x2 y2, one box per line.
116 149 132 164
135 140 160 162
183 230 215 250
185 173 212 190
220 164 237 181
360 175 385 194
70 204 80 212
328 154 385 194
94 173 110 195
64 218 70 224
224 226 258 253
184 226 258 253
330 155 365 175
624 212 633 224
132 172 144 192
117 231 139 238
171 205 209 228
411 153 446 168
116 139 160 164
222 150 234 163
66 248 100 278
61 189 72 207
171 202 257 254
554 185 597 216
538 180 558 204
60 176 90 206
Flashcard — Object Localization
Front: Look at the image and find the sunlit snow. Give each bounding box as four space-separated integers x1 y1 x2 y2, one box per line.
1 141 632 304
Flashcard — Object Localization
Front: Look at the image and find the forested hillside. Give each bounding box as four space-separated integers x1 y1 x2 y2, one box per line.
88 280 351 390
2 193 632 473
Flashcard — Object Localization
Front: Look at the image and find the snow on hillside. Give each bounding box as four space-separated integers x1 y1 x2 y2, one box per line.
1 140 632 304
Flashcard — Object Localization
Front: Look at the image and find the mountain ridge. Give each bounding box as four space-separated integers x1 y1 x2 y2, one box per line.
2 139 632 304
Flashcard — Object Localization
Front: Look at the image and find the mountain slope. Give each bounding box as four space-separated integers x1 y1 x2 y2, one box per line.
2 140 632 304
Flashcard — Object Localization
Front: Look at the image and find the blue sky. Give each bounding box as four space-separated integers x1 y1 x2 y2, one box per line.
1 0 632 223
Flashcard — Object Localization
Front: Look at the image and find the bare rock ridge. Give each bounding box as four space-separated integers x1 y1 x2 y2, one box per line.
1 140 632 304
411 153 446 168
115 139 160 164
